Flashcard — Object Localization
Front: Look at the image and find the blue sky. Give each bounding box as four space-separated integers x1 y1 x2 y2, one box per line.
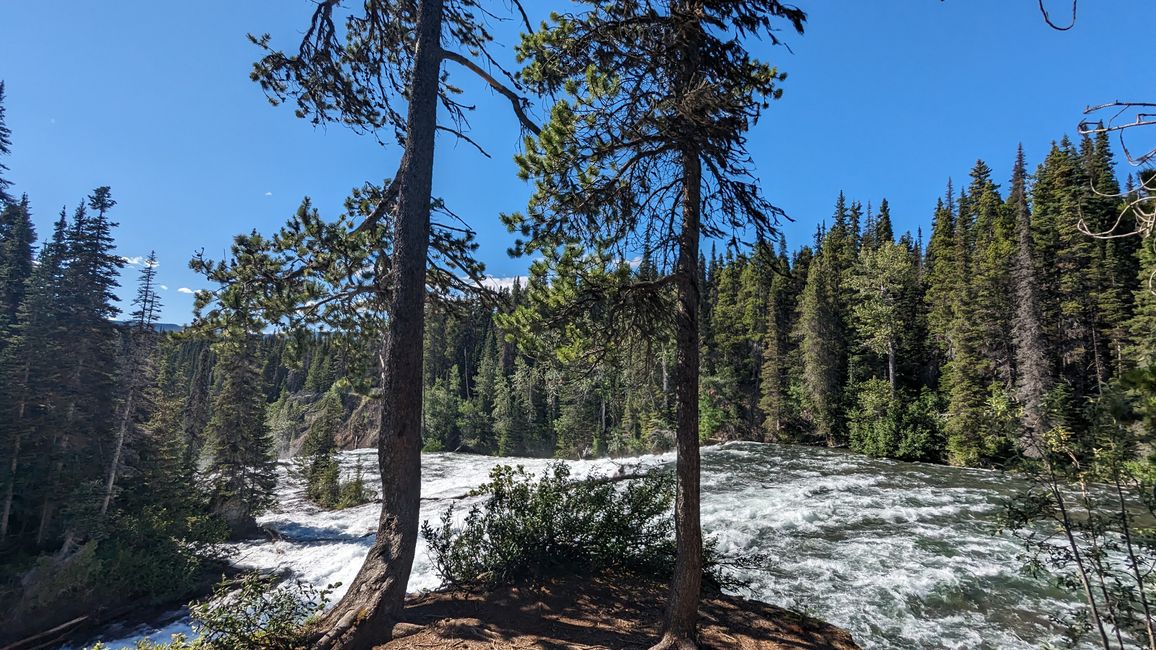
0 1 1152 323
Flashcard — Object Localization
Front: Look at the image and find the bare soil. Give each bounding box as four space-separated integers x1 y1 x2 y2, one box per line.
373 575 861 650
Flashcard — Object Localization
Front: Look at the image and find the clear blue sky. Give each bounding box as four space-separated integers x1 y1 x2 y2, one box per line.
1 1 1151 324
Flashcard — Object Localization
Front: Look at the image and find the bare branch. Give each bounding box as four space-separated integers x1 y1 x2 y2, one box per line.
440 49 541 135
1038 0 1077 30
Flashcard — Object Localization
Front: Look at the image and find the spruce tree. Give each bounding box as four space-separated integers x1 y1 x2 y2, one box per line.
796 249 845 446
0 81 12 205
299 386 344 508
1010 145 1052 449
924 184 959 378
35 190 125 547
1126 170 1156 364
0 195 36 349
0 212 67 543
758 263 791 440
101 251 163 516
204 334 277 538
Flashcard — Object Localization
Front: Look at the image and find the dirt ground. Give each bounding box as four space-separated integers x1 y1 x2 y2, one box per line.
373 575 861 649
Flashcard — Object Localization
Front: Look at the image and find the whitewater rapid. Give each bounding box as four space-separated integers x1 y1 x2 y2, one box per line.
90 443 1089 649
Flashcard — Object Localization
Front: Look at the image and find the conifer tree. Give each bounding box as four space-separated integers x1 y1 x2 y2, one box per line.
963 160 1014 387
875 198 894 246
235 2 539 639
796 249 845 446
1034 138 1101 408
1010 145 1052 448
848 240 917 394
1126 170 1156 364
101 251 163 516
758 262 791 440
513 4 805 643
0 81 12 205
0 195 35 349
0 212 66 542
299 386 344 507
204 334 277 538
924 184 959 377
35 190 124 547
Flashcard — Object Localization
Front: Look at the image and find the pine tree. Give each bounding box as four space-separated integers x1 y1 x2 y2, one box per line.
514 4 806 641
245 0 540 640
0 81 13 205
796 249 845 446
758 264 791 440
0 212 67 543
0 195 36 349
101 251 163 516
1010 145 1052 449
204 335 277 538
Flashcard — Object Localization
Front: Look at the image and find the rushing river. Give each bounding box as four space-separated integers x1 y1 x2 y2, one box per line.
90 442 1089 650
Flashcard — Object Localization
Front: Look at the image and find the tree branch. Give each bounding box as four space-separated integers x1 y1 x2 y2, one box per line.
440 49 541 136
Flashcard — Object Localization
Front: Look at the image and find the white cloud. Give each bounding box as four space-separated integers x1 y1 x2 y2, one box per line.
122 255 158 268
480 276 524 292
177 287 196 294
264 191 273 197
159 285 169 291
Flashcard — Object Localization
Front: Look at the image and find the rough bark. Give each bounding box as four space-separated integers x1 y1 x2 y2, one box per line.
653 4 705 647
1010 145 1049 456
308 1 444 647
887 339 897 395
653 144 704 650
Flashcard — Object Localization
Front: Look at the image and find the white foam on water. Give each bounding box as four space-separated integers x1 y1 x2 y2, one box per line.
86 442 1096 649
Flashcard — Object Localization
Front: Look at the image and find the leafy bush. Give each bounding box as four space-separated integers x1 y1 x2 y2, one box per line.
335 458 375 509
422 463 677 589
849 381 943 462
88 573 333 650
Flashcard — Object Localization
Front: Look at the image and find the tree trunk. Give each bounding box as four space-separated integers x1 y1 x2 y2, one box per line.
652 4 706 647
101 387 134 516
308 1 443 648
0 358 30 539
887 338 897 395
653 144 704 650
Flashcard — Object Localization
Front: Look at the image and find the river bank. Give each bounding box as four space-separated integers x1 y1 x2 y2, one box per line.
376 574 860 649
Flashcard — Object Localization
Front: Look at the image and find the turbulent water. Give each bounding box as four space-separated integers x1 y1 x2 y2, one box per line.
90 442 1091 650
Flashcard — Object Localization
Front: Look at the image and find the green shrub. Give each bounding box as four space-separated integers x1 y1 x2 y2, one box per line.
422 463 677 589
849 381 943 462
335 458 375 509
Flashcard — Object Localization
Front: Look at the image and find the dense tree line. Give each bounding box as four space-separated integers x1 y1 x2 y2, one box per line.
0 86 285 643
161 130 1151 476
398 132 1151 470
